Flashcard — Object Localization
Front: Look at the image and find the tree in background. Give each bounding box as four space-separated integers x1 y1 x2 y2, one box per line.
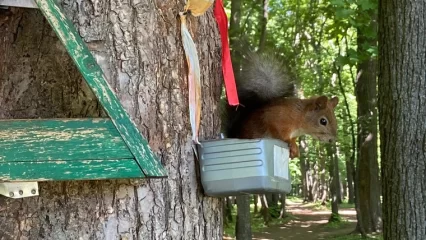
355 0 382 235
0 1 223 239
378 0 426 239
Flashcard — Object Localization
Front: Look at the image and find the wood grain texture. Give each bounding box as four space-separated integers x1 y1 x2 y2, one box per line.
0 118 133 162
34 0 167 177
0 118 146 181
0 159 144 182
1 159 143 182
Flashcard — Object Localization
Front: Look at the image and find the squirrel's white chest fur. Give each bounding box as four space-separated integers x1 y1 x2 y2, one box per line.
290 129 304 139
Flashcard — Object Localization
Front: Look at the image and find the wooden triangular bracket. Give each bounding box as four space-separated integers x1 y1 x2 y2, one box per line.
0 0 167 181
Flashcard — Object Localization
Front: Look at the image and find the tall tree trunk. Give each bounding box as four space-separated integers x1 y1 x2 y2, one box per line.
258 0 269 52
328 144 340 222
0 2 223 239
299 137 310 202
342 179 347 201
260 194 271 224
311 161 319 201
279 194 286 219
319 146 327 205
229 0 243 72
356 11 382 233
335 35 357 207
266 193 279 209
378 0 426 239
253 195 259 214
229 0 242 48
236 196 252 240
345 156 355 204
225 197 234 223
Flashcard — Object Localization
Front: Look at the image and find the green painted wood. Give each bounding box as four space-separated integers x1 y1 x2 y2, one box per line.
0 118 134 162
0 159 143 182
34 0 167 177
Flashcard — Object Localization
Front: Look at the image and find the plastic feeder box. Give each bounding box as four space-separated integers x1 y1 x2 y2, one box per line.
197 138 291 197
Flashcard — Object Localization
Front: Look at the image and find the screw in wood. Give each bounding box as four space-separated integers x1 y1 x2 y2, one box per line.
19 190 23 195
31 189 37 194
9 192 14 197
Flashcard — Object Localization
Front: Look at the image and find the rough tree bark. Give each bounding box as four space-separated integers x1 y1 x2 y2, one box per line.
253 195 259 214
378 0 426 239
345 154 355 204
299 137 310 202
318 147 328 205
355 11 382 233
327 144 340 222
229 0 242 71
258 0 268 52
278 194 286 219
236 196 252 240
0 1 223 239
226 197 234 223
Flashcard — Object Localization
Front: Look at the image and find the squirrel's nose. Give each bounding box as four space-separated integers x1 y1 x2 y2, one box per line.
329 139 333 143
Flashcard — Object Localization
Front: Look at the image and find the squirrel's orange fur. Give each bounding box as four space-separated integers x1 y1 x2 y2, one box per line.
222 53 339 158
237 96 339 158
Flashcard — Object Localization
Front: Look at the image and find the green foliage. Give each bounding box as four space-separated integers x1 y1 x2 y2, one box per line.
223 0 378 208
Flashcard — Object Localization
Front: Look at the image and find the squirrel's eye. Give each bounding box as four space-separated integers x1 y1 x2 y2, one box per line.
320 118 328 126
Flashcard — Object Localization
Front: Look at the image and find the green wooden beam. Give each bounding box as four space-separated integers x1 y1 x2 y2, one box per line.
0 159 143 182
34 0 167 177
0 118 133 162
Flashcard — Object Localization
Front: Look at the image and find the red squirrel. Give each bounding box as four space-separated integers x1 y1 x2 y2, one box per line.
222 53 339 159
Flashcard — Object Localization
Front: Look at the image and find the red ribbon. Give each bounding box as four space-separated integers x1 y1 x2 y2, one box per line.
213 0 239 106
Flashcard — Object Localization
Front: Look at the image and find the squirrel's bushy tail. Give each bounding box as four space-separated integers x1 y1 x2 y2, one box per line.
221 52 296 137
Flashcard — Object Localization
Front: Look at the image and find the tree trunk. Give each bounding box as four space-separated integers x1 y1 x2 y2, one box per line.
0 2 223 239
327 144 340 222
266 193 279 209
310 160 319 202
355 11 382 233
253 194 259 214
229 0 243 72
279 194 286 219
236 196 252 240
299 137 310 202
346 156 355 204
226 197 234 223
378 0 426 239
319 147 327 205
342 180 347 201
258 0 269 52
260 194 271 224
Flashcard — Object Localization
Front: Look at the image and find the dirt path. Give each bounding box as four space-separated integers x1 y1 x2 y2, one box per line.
251 202 357 240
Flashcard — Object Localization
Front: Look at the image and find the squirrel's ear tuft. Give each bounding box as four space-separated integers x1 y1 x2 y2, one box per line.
329 97 339 109
315 96 328 110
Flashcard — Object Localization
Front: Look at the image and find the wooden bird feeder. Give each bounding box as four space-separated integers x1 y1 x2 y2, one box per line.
0 0 167 198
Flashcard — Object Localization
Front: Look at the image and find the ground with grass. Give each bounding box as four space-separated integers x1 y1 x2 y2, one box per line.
223 197 370 240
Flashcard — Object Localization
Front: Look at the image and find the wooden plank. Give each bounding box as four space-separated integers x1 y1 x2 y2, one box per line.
34 0 167 177
0 159 144 182
0 118 134 162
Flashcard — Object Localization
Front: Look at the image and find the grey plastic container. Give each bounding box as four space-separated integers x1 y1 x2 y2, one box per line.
197 138 291 197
